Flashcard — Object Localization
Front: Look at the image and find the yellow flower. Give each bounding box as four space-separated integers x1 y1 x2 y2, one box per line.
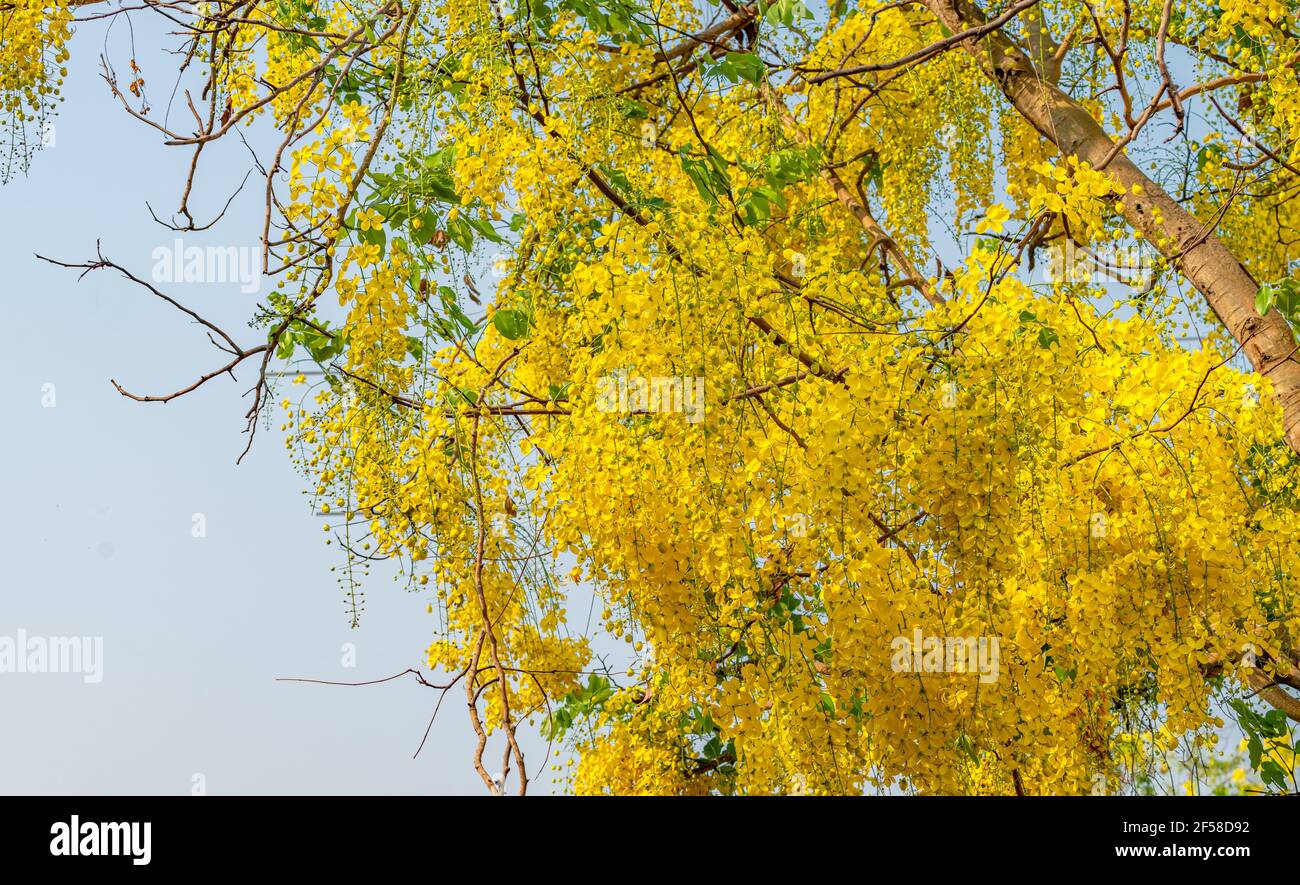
975 202 1011 234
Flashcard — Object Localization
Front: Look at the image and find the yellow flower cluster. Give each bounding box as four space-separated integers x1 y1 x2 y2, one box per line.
0 0 71 177
1023 156 1127 243
0 0 71 118
39 0 1289 794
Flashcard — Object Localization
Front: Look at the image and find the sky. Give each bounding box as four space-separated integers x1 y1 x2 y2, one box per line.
0 9 565 795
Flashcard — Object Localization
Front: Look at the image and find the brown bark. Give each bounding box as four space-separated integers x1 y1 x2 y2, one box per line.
922 0 1300 453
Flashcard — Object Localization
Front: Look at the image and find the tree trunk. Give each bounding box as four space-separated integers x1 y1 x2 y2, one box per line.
922 0 1300 453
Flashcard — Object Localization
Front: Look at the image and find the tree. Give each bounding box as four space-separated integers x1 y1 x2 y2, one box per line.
5 0 1300 795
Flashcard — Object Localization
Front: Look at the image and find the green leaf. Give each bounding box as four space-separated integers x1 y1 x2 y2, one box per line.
1257 284 1276 316
737 186 780 225
357 225 386 248
1037 326 1059 349
558 0 651 40
1260 759 1289 790
1276 278 1300 319
680 151 731 205
492 308 531 340
450 387 479 407
761 0 812 26
863 154 886 191
1018 310 1037 323
547 381 572 403
604 166 635 196
620 99 649 119
955 733 980 764
1195 143 1224 173
708 51 765 84
446 216 474 251
304 332 342 363
1261 708 1290 738
467 215 503 243
412 208 438 239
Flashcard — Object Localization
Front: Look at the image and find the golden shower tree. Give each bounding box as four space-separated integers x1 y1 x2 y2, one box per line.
6 0 1300 794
